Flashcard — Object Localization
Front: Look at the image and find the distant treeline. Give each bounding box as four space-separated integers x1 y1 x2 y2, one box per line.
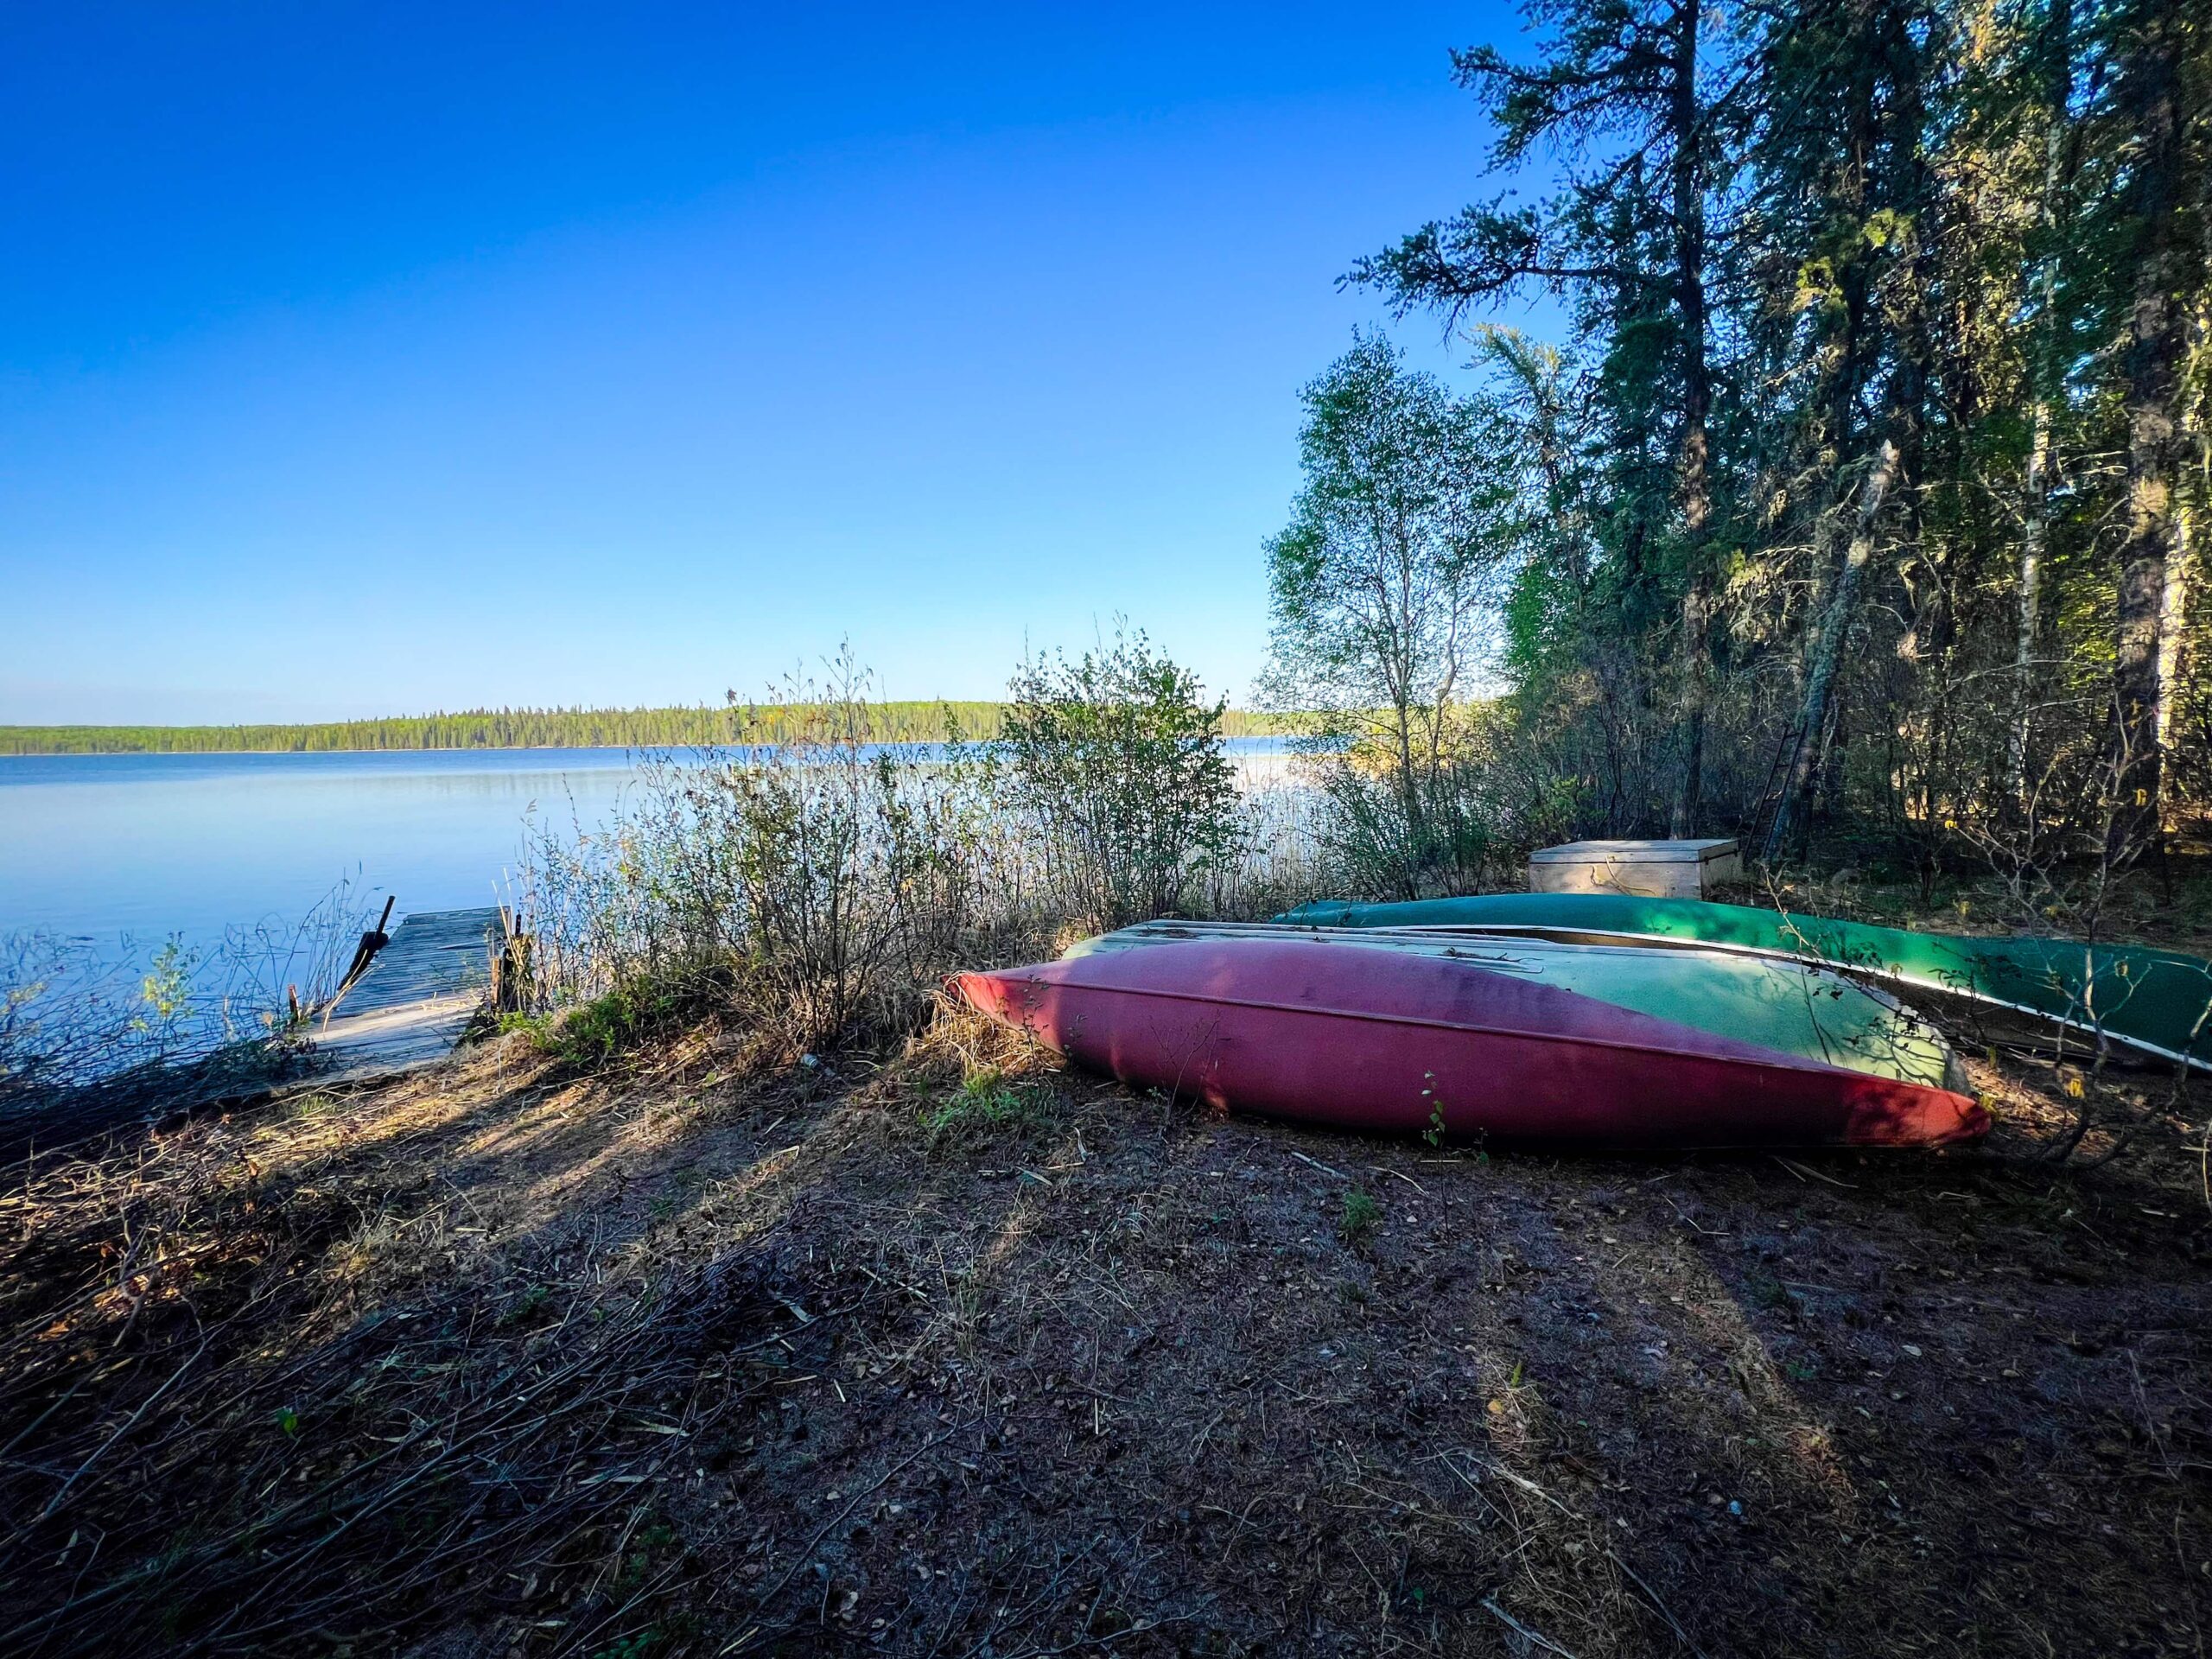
0 703 1294 755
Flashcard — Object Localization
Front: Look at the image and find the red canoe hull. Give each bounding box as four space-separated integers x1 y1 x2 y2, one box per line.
954 938 1988 1150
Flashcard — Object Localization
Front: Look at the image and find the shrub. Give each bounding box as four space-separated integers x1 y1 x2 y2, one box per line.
1305 740 1494 900
513 647 994 1052
535 979 702 1067
714 660 983 1046
991 625 1243 930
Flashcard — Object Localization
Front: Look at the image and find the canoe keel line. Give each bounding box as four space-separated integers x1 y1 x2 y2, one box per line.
956 936 1988 1150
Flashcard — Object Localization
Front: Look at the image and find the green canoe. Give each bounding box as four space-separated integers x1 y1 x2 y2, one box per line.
1277 893 2212 1069
1071 920 1963 1093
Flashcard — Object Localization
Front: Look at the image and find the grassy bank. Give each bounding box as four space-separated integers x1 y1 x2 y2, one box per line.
1 980 2205 1656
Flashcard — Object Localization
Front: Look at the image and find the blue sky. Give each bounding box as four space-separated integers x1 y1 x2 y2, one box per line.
1 3 1548 722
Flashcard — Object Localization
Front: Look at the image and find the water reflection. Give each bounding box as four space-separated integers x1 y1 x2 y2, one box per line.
0 741 1296 946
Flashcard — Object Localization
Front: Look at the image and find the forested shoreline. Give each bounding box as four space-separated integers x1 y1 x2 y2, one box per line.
0 703 1292 755
1266 0 2209 897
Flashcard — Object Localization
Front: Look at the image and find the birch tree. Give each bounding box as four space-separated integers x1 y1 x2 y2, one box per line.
1260 335 1510 893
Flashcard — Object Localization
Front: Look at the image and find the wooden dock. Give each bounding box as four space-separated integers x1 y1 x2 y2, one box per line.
311 907 505 1084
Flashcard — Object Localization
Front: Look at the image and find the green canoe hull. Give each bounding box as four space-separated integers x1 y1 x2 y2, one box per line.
1278 893 2212 1069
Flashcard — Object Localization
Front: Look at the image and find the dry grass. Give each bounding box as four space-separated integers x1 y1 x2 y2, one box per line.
1 998 2209 1656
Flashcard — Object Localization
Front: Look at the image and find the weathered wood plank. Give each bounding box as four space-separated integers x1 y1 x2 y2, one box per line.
1527 838 1742 898
310 907 503 1084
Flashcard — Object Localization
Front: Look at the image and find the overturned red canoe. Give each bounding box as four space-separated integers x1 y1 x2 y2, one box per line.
954 938 1988 1150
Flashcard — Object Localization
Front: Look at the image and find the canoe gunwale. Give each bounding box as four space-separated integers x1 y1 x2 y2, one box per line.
963 967 1945 1085
1368 921 2212 1073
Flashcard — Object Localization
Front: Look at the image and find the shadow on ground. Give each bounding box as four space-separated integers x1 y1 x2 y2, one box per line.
0 1017 2206 1656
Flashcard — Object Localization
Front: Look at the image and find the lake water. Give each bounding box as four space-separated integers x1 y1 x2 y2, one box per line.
0 748 644 950
0 741 1300 950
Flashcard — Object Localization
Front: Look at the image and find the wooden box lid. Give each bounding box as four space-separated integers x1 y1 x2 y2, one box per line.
1528 838 1739 864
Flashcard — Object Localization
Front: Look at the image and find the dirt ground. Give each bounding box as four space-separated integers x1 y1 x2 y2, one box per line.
1 1002 2209 1658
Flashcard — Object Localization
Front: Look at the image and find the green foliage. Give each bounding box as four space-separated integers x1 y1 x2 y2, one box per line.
524 978 697 1068
495 1009 553 1044
1421 1073 1448 1147
1337 1188 1384 1245
127 937 198 1051
553 988 658 1066
920 1066 1054 1145
499 1283 553 1327
1262 335 1519 896
993 624 1243 929
1334 0 2212 878
1261 336 1507 730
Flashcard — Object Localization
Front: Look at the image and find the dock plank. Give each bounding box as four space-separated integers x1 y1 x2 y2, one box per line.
311 907 503 1084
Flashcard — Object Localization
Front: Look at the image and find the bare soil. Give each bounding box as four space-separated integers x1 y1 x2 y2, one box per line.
1 1003 2208 1657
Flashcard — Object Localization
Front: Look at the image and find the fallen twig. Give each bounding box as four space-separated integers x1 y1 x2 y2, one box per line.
1481 1593 1580 1657
1608 1548 1708 1657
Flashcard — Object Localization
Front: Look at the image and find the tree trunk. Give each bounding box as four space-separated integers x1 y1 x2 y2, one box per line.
1765 436 1904 861
1775 22 1878 753
1667 0 1713 838
1763 8 1900 864
2012 0 2075 802
1672 575 1709 836
2107 0 2186 864
2158 499 2196 753
2012 397 2052 797
1872 6 1936 842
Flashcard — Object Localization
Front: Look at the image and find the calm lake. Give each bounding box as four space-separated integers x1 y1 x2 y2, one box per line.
0 741 1299 950
0 748 646 949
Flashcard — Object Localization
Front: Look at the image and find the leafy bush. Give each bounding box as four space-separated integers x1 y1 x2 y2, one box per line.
991 625 1243 930
516 978 708 1068
1305 739 1495 899
721 668 988 1046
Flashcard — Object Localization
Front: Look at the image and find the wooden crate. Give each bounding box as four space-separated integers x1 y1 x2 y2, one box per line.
1527 838 1741 899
